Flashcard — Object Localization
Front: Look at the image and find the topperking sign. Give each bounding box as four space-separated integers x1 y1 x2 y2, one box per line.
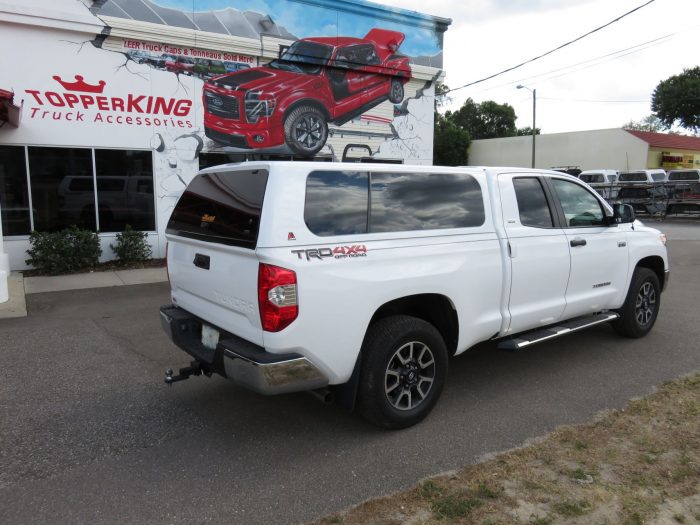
24 74 194 129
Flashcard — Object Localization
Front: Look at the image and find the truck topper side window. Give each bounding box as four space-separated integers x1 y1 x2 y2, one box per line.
304 170 369 236
512 177 554 228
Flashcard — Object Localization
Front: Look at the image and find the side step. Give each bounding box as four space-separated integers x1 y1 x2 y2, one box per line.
497 312 619 351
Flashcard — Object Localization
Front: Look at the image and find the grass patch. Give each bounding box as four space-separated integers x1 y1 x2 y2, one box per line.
311 373 700 525
552 499 591 517
430 494 482 519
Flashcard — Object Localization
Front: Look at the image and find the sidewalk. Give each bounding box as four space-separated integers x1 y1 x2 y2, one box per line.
0 268 167 319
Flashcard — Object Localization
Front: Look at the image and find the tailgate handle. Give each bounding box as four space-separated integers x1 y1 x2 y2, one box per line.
193 253 210 270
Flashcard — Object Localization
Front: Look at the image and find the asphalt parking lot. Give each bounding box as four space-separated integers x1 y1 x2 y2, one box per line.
1 220 699 524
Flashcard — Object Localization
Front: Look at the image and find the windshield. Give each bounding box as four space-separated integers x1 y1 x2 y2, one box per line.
268 41 332 75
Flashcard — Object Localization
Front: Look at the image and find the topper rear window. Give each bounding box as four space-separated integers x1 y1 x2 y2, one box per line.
166 169 268 248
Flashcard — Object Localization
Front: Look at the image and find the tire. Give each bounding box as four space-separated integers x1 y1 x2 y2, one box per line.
613 267 661 338
357 315 448 429
283 105 328 156
389 78 404 104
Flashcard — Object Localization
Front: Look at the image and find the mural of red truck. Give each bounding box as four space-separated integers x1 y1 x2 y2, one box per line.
203 28 411 155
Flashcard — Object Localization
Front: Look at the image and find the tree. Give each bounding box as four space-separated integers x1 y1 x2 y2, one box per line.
623 114 666 132
433 113 470 166
447 98 518 140
651 66 700 132
434 81 451 111
516 126 541 136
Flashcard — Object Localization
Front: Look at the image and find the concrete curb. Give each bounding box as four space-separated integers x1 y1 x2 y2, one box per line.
0 268 168 320
0 273 27 319
23 267 168 295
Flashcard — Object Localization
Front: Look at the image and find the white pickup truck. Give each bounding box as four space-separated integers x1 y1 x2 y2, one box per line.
160 162 669 428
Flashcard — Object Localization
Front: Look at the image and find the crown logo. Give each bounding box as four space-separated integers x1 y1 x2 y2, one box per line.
52 75 106 94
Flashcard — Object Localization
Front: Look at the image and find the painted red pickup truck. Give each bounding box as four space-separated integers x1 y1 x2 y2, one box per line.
202 28 411 155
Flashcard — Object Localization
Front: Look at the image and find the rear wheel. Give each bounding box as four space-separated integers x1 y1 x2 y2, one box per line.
389 78 404 104
613 267 660 338
357 315 447 429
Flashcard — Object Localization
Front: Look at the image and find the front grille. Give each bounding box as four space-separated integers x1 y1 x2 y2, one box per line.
204 128 250 149
204 91 240 119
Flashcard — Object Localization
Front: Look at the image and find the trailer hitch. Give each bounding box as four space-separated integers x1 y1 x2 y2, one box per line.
164 360 211 386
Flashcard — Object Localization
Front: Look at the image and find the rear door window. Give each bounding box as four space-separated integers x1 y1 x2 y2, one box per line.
513 177 554 228
166 168 268 248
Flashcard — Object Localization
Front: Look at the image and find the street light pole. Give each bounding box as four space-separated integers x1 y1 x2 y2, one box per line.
517 85 536 168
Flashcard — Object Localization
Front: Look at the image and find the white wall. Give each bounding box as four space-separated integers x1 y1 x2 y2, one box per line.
468 128 649 171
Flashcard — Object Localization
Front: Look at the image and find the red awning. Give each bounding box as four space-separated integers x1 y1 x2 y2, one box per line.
0 89 22 128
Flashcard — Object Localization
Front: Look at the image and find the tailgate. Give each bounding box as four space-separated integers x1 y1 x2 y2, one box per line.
165 167 269 346
167 239 262 346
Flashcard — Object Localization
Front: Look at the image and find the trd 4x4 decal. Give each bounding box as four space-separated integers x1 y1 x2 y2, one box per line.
292 245 368 261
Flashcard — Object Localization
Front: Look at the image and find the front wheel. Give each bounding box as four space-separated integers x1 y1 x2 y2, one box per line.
613 267 661 338
357 315 447 429
283 105 328 156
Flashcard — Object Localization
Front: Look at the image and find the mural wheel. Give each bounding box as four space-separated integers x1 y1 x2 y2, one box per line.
389 78 404 104
284 105 328 156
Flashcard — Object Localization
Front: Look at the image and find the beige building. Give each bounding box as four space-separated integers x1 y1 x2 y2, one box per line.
468 128 700 171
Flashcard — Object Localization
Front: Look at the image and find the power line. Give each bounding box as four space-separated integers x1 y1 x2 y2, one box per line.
446 0 656 94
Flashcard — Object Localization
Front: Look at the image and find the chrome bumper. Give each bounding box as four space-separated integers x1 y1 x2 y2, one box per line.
160 305 328 395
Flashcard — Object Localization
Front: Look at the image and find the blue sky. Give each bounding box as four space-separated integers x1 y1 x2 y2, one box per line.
149 0 442 57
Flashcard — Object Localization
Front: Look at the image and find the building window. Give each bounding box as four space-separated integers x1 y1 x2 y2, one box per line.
95 149 155 232
0 145 31 236
28 146 95 232
1 146 156 237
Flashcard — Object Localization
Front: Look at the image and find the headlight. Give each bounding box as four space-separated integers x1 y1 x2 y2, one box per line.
245 90 276 123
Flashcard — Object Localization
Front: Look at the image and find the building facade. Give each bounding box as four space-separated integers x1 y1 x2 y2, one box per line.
0 0 450 271
469 128 700 173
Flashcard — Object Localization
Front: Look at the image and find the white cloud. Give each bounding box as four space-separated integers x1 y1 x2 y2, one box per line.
379 0 700 133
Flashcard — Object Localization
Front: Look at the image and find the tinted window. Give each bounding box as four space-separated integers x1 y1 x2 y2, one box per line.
668 171 700 181
370 172 484 233
619 172 647 182
651 173 666 181
28 147 95 232
513 177 553 228
0 145 31 235
579 174 604 183
305 171 368 236
607 175 617 183
552 179 605 227
95 149 155 232
166 169 268 248
199 152 246 170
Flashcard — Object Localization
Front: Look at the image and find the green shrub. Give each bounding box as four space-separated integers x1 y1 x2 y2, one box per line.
110 225 152 264
26 226 102 275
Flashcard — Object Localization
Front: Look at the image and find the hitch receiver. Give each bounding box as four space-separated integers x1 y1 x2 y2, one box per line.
164 361 210 385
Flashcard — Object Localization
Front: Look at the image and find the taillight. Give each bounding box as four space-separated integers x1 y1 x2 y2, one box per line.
258 263 298 332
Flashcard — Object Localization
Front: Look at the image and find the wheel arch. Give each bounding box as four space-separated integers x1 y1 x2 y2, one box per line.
635 255 665 290
368 294 459 356
283 98 330 122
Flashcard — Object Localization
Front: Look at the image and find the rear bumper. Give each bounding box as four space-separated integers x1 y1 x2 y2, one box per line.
159 305 328 395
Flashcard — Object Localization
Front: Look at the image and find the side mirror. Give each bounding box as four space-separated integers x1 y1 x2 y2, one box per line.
613 203 635 224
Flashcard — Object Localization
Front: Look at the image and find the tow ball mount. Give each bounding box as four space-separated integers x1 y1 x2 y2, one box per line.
164 361 211 385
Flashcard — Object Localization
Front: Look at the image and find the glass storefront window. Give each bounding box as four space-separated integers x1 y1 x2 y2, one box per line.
0 145 31 236
95 149 155 232
27 146 95 232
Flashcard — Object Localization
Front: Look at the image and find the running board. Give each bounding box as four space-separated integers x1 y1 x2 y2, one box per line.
497 312 619 351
